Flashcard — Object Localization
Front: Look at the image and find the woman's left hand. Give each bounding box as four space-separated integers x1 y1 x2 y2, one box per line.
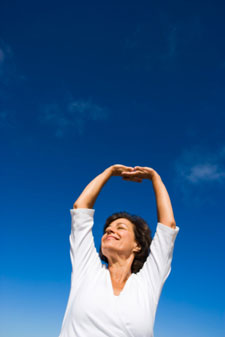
121 166 158 181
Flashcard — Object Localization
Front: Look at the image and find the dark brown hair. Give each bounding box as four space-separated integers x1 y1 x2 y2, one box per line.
99 211 152 274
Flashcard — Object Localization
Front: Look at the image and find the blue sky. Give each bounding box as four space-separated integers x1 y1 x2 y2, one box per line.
1 0 225 336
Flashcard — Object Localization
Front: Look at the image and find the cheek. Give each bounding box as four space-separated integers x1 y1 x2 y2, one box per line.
123 233 135 245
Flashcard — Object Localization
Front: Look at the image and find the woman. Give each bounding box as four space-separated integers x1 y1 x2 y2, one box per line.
59 164 179 337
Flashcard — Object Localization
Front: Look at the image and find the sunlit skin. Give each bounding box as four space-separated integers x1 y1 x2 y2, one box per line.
101 218 141 291
101 218 141 260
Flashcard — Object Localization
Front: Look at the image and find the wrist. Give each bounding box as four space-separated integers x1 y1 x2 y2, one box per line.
104 166 114 178
151 170 161 182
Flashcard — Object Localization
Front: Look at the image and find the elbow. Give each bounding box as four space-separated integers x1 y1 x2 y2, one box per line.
73 202 91 209
160 218 176 229
170 220 176 229
168 217 176 229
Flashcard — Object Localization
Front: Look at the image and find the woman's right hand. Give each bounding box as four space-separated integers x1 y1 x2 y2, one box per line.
110 164 142 182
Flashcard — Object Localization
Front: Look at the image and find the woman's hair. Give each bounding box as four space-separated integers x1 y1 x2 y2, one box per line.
99 211 152 274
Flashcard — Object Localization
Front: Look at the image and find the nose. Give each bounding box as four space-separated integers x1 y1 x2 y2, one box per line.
104 227 118 238
106 227 118 236
107 229 114 234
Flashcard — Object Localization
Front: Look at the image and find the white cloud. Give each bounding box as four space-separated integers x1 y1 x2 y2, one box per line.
175 146 225 185
187 163 225 183
39 99 109 137
174 146 225 204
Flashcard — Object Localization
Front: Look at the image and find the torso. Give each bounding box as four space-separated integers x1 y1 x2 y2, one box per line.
67 268 154 337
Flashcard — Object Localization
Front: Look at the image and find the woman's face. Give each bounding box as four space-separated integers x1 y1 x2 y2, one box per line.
101 218 140 261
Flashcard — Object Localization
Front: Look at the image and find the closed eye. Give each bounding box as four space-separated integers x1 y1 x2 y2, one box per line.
105 226 126 234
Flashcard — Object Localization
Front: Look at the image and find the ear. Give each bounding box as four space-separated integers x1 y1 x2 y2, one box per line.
133 244 141 253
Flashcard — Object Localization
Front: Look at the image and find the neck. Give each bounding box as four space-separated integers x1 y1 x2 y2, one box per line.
108 259 133 283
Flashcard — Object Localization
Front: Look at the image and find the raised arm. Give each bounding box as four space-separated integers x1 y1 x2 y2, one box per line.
73 164 139 209
122 166 178 305
121 166 176 229
151 170 176 228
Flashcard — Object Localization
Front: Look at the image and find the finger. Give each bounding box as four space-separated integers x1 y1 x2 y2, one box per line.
122 176 137 180
120 167 134 173
126 166 136 171
134 166 143 170
122 170 141 175
121 171 142 177
121 172 134 176
122 176 133 180
122 176 142 182
122 176 131 180
114 164 134 172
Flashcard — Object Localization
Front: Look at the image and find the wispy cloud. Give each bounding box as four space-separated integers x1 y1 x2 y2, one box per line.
186 163 225 183
175 146 225 184
39 99 109 137
174 146 225 203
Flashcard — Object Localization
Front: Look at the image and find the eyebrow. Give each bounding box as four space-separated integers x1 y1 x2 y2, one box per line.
106 222 128 229
117 222 128 226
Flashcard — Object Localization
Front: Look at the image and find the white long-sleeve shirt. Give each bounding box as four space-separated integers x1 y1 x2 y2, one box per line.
59 208 179 337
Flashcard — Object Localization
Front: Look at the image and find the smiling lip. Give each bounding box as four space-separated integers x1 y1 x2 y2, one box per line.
106 236 118 240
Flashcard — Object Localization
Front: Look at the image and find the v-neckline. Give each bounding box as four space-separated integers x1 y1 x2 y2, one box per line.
107 269 133 297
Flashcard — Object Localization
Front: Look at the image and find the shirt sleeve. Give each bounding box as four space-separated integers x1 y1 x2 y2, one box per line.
138 222 179 305
69 208 102 288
